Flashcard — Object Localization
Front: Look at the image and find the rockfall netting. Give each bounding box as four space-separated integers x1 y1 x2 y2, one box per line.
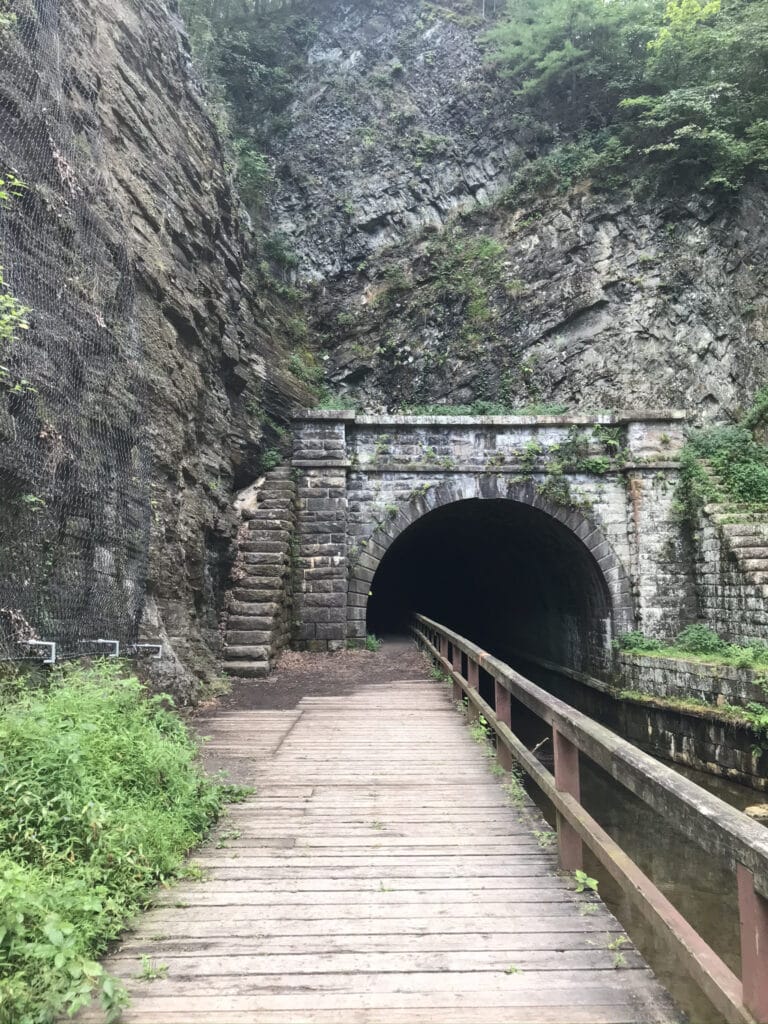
0 0 150 661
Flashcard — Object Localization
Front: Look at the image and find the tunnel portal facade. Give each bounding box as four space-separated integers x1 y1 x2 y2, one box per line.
291 410 691 674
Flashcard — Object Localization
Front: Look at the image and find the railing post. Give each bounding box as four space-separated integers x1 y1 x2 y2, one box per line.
553 727 583 872
494 676 513 770
738 863 768 1023
451 643 464 703
466 656 480 722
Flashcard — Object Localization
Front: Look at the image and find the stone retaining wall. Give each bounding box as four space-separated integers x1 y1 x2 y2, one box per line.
618 653 768 705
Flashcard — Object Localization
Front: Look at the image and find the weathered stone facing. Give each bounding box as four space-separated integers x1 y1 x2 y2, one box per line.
523 655 768 791
695 511 768 645
618 653 768 706
292 418 349 650
292 411 691 657
223 467 297 677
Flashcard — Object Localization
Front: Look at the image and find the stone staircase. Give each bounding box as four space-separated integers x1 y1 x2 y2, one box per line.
222 466 296 678
716 517 768 586
696 463 768 643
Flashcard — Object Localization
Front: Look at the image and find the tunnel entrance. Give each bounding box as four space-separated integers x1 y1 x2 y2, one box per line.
366 498 616 672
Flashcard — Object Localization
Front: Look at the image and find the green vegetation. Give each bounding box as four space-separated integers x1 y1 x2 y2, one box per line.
0 0 16 32
136 955 168 982
0 662 242 1023
0 269 30 350
573 869 599 893
178 0 318 210
485 0 768 195
617 624 768 668
0 175 30 382
398 400 569 416
682 422 768 510
364 633 383 652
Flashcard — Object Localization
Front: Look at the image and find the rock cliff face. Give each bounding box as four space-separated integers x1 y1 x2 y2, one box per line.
265 0 768 418
0 0 306 693
1 0 766 687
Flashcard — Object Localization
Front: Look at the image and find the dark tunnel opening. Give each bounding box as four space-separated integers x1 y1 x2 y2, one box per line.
366 498 615 673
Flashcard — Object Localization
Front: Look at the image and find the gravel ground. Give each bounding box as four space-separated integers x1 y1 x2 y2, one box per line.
209 636 432 712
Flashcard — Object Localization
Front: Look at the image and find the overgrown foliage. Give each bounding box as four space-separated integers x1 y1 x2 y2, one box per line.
178 0 317 210
0 174 31 382
617 624 768 668
397 400 569 415
676 387 768 520
485 0 768 194
0 663 240 1023
0 0 15 32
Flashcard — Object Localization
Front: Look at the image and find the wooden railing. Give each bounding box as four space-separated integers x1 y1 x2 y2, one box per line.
412 614 768 1024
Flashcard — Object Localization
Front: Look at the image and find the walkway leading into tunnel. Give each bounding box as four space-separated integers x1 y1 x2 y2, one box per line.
80 646 679 1024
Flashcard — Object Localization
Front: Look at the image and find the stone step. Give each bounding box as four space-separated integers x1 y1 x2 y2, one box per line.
227 630 273 646
265 466 292 479
732 546 768 559
241 551 289 565
228 600 279 617
230 589 282 604
740 558 768 571
224 661 270 679
246 532 290 548
228 601 281 620
227 615 278 630
224 644 270 661
724 534 768 548
237 564 289 580
258 498 295 510
722 523 768 537
239 540 288 554
242 513 292 529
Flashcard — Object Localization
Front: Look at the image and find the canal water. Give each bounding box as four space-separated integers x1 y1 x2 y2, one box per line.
484 653 765 1024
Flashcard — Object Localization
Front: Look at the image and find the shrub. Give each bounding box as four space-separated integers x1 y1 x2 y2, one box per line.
616 631 664 653
674 624 725 655
0 662 233 1023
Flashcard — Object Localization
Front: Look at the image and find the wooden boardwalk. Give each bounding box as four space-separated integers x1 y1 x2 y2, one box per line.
84 670 680 1023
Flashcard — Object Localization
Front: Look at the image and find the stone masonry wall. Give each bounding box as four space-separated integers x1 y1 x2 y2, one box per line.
618 653 768 706
292 416 350 650
695 512 768 645
292 411 691 654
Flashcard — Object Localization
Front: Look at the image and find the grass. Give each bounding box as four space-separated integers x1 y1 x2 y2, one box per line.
397 401 569 417
616 625 768 672
0 661 242 1023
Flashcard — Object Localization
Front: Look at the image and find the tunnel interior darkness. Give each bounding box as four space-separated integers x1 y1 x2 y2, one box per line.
365 499 615 672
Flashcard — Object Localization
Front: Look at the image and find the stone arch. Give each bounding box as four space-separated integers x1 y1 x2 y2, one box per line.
348 474 634 653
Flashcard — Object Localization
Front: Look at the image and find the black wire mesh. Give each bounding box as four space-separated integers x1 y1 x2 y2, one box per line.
0 0 150 661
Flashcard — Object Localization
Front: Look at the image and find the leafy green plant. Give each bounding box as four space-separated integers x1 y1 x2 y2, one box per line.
260 448 282 472
484 0 768 195
0 267 30 350
137 955 168 981
574 869 599 893
364 634 382 652
533 828 557 849
0 661 234 1022
675 624 725 655
615 631 664 654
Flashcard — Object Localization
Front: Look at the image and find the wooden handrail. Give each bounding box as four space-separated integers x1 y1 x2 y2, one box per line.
413 614 768 1024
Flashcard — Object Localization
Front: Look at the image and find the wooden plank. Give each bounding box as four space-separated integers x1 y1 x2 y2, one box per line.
76 1006 672 1024
115 929 629 956
104 948 646 975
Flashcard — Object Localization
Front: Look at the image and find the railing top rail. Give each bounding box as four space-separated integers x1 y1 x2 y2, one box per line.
414 613 768 898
